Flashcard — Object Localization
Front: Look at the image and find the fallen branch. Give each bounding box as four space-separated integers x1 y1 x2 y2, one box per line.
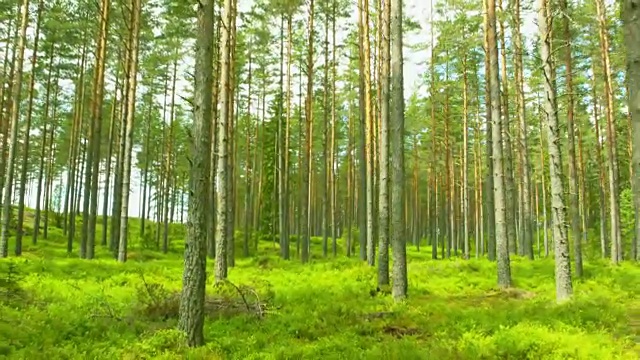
216 280 265 318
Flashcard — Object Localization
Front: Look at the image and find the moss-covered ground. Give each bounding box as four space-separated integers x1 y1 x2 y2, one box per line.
1 222 639 359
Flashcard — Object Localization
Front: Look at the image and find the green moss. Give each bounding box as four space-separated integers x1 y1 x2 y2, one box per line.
0 225 638 359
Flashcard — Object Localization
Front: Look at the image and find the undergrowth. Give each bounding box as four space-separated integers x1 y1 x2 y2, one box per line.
0 222 639 359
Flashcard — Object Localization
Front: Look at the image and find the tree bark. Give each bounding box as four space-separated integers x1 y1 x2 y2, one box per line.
487 0 511 287
377 0 391 287
357 2 367 261
483 0 496 261
163 58 178 254
178 0 213 346
86 0 111 259
111 32 130 255
498 0 516 254
596 0 622 264
0 0 30 258
0 7 18 227
624 0 640 261
390 0 407 301
118 0 142 263
300 0 315 264
33 53 58 246
560 0 582 276
280 14 293 260
591 69 608 258
226 0 238 268
140 104 152 240
462 55 469 259
321 12 329 258
330 1 338 255
215 0 234 280
538 0 573 302
430 0 438 260
244 47 253 258
512 0 533 259
208 6 221 260
360 0 375 266
15 0 44 255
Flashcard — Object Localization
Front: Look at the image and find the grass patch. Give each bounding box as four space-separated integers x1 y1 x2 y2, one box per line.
1 232 639 359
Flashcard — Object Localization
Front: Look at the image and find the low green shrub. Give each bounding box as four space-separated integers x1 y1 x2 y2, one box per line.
0 235 638 359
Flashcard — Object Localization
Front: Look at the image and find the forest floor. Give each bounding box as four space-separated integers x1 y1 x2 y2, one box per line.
1 225 639 359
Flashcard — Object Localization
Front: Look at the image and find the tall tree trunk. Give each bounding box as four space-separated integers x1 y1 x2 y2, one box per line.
487 0 511 287
592 69 608 258
577 104 588 251
0 7 18 218
377 0 391 287
0 15 14 130
346 84 354 257
163 58 178 254
85 0 111 259
66 42 88 251
474 97 483 258
215 0 234 280
226 0 238 268
321 12 329 257
102 75 120 247
118 0 142 263
483 0 496 261
243 48 253 258
498 0 516 254
140 105 152 239
277 15 286 259
560 0 582 276
75 147 86 218
596 0 622 264
209 3 221 260
390 0 407 301
157 67 168 251
330 0 338 255
255 81 266 245
282 13 293 260
430 0 438 260
301 0 315 264
15 0 44 255
357 2 368 261
43 134 55 239
513 0 533 259
111 40 130 255
538 0 573 302
0 0 30 258
624 0 640 261
42 73 60 241
462 55 469 259
538 97 549 257
626 88 636 259
445 45 452 259
435 176 440 259
178 0 213 346
33 56 58 246
360 0 375 266
414 155 421 248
